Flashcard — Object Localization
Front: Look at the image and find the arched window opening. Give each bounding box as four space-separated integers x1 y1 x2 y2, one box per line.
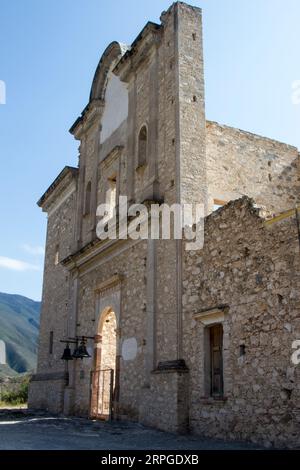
84 181 92 216
137 125 148 168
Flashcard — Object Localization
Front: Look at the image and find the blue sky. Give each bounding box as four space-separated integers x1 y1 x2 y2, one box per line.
0 0 299 301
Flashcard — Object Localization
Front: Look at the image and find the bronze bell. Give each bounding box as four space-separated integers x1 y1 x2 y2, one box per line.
72 341 81 359
61 344 73 361
72 339 91 360
77 340 91 360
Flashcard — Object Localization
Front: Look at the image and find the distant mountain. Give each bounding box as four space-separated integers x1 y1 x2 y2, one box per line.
0 293 41 376
0 363 18 379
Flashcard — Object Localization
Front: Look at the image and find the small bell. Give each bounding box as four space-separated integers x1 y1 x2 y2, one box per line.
72 341 81 359
61 344 73 361
77 339 91 360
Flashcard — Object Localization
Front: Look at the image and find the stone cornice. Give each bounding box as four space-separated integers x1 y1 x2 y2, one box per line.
99 145 124 169
114 22 162 83
69 99 104 140
193 305 229 326
95 274 124 295
61 235 142 274
38 166 78 213
47 181 77 218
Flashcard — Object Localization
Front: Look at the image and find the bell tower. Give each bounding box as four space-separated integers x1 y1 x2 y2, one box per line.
115 2 207 432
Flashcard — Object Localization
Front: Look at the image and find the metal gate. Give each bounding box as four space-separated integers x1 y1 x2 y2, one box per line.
90 368 114 420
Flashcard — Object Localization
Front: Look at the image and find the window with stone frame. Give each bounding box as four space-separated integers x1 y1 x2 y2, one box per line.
137 125 148 168
206 324 224 397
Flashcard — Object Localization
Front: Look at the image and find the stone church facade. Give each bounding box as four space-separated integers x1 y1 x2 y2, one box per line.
29 2 300 448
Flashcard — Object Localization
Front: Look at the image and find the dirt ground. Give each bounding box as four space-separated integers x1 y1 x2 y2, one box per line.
0 408 264 450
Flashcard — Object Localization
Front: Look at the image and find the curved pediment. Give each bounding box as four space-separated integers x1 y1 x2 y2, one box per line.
89 41 129 102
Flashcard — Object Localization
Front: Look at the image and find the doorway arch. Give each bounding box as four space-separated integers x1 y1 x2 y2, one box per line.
90 307 119 419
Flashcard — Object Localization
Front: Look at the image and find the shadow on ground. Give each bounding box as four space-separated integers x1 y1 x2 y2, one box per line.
0 408 262 450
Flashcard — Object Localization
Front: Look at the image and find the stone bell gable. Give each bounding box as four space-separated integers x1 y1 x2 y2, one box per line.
69 2 207 253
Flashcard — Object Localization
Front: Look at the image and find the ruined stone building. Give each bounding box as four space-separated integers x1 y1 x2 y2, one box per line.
29 2 300 448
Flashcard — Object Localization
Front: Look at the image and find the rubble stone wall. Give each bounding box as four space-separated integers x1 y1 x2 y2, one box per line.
183 197 300 448
206 121 300 214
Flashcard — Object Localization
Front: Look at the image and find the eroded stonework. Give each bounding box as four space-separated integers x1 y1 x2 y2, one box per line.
29 2 300 448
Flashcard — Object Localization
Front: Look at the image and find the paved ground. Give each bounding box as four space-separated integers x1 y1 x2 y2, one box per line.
0 408 261 450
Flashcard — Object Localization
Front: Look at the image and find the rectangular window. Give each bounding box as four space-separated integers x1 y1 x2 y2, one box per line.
49 331 54 355
209 324 223 397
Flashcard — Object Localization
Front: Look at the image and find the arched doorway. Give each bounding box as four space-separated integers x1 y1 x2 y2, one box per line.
90 307 118 420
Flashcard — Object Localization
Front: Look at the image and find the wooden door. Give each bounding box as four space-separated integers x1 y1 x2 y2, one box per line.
210 324 223 397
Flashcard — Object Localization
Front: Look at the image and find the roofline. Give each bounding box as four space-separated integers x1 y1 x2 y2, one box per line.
37 166 78 208
113 22 161 75
69 22 161 136
70 42 129 136
206 120 299 152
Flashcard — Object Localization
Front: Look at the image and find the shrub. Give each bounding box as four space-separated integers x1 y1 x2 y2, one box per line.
0 376 29 405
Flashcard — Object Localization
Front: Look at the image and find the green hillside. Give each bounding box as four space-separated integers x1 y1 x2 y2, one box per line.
0 292 41 376
0 364 18 379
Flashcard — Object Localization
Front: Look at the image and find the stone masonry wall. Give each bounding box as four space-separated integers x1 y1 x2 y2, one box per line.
32 2 300 447
183 197 300 448
29 182 77 413
37 189 76 372
139 369 189 433
206 121 300 214
29 376 66 414
69 239 148 418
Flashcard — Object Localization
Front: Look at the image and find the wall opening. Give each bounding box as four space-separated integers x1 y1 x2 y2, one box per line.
84 181 92 216
91 308 117 420
204 324 224 398
137 125 148 168
105 176 117 220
